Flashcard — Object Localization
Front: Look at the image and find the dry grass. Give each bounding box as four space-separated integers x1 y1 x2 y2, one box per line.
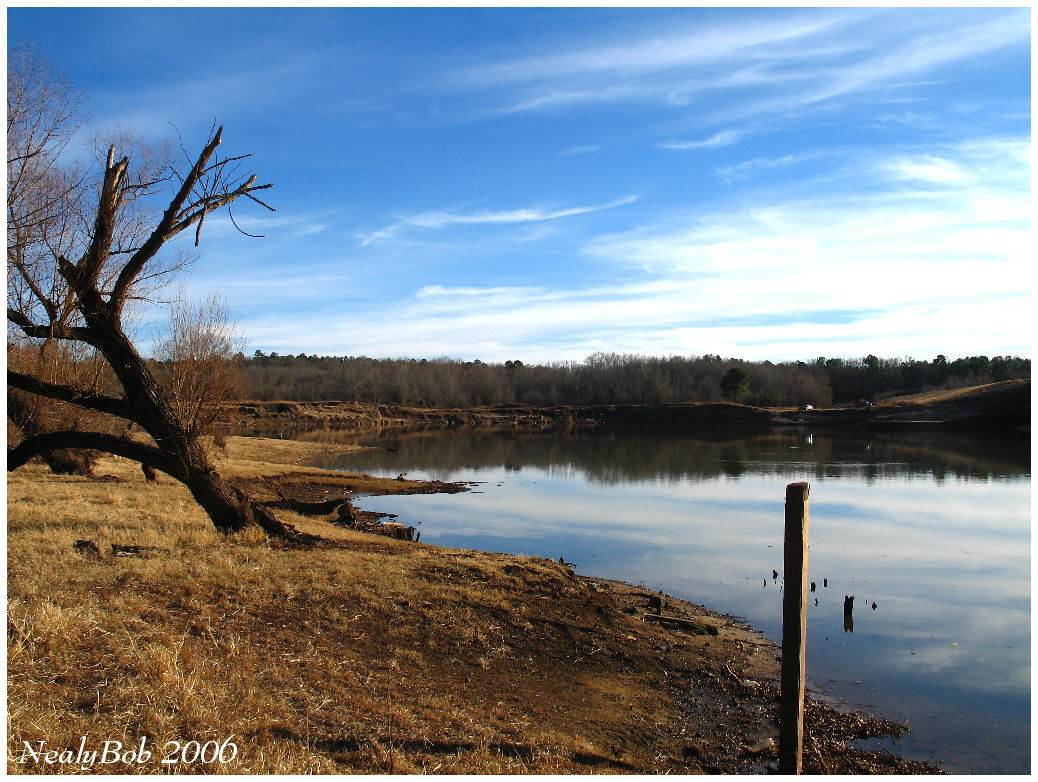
217 434 366 474
7 454 692 774
7 461 327 773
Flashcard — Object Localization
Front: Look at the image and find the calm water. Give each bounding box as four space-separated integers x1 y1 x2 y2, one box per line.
309 427 1030 774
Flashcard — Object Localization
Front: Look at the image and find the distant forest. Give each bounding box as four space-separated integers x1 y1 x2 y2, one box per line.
236 351 1030 408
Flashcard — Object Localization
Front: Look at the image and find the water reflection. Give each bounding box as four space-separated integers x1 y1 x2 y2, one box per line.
317 427 1028 774
306 427 1029 485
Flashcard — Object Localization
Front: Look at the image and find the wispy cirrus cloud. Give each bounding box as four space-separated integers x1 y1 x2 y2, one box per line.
712 147 844 183
659 130 747 151
452 12 856 88
584 140 1029 339
561 144 606 157
445 8 1028 128
358 195 637 245
698 11 1029 128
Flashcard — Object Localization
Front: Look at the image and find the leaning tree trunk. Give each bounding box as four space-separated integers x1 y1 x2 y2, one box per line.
85 310 293 536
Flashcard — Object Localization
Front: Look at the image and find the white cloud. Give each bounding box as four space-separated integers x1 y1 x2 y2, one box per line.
885 156 968 185
701 11 1029 127
561 144 605 156
358 196 638 245
712 148 842 183
659 130 746 150
406 200 636 228
241 279 1029 363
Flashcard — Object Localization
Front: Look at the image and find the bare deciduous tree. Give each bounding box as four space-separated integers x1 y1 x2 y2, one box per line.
7 45 295 537
152 293 244 446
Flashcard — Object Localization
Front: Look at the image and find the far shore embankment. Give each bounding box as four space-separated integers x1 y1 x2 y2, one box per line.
227 379 1030 436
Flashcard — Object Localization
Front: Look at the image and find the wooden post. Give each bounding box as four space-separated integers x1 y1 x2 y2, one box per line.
780 482 810 774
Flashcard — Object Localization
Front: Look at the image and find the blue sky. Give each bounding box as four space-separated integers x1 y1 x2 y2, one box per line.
8 7 1031 363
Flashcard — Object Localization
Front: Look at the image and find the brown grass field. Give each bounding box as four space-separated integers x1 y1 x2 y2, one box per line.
7 436 938 774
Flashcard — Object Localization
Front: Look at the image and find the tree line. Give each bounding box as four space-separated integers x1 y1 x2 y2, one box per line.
238 350 1030 408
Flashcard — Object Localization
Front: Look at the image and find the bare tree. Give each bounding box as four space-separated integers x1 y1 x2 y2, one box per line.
7 46 294 537
152 293 244 446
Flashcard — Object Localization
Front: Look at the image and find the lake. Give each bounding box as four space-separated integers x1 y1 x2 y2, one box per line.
308 426 1030 774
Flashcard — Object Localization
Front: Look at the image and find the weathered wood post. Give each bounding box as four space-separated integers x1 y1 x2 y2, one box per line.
780 482 810 774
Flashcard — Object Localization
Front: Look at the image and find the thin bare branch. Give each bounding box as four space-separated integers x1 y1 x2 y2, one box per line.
227 205 264 238
163 181 273 243
193 207 206 246
244 191 276 212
